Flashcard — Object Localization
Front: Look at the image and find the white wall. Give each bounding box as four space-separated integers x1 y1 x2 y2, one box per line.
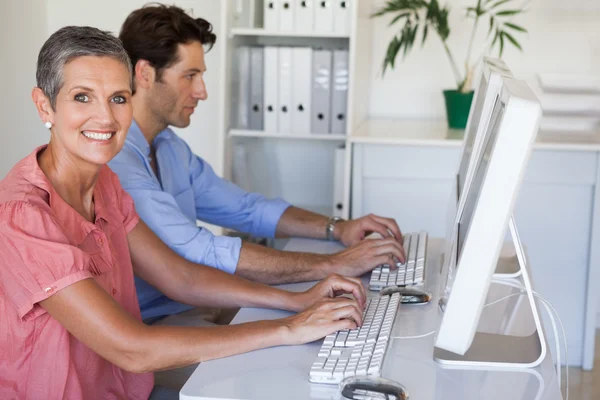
45 0 224 175
367 0 600 119
0 0 49 178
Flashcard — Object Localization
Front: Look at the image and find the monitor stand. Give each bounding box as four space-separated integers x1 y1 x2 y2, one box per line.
434 216 547 369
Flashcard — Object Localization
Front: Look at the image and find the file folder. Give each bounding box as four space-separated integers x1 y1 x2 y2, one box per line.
249 46 264 130
311 49 332 134
264 0 279 31
333 0 351 35
292 47 312 135
232 46 250 129
331 49 349 134
314 0 334 32
264 46 279 132
278 47 293 134
294 0 314 33
332 146 346 218
279 0 295 31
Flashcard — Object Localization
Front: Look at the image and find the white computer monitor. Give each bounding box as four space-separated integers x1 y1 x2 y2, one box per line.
434 77 542 361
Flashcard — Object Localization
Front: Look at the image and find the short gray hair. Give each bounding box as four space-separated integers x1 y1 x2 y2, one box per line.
36 26 133 109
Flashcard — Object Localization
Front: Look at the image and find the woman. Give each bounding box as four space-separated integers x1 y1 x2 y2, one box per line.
0 26 365 400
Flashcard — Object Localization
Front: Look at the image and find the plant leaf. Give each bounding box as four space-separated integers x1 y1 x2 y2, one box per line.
488 16 494 35
499 31 505 57
389 12 410 26
505 22 527 32
488 0 512 11
495 9 522 16
422 23 429 46
503 31 523 51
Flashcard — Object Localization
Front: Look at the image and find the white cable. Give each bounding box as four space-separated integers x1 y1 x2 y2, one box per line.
393 330 436 340
491 278 568 400
535 294 569 400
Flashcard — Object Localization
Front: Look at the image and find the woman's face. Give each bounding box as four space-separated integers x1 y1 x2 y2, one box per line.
50 56 132 167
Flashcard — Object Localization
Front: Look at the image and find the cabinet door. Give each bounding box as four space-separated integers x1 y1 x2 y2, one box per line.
351 144 460 238
514 150 597 366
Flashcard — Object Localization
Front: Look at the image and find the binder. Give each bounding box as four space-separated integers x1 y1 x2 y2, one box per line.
278 47 293 134
232 46 250 129
332 146 346 218
291 47 312 135
333 0 351 35
264 46 279 132
249 46 264 130
279 0 295 31
294 0 314 33
331 49 349 134
233 0 260 28
314 0 334 32
311 49 332 134
263 0 279 31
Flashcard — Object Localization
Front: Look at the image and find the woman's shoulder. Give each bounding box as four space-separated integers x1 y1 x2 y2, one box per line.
0 158 53 213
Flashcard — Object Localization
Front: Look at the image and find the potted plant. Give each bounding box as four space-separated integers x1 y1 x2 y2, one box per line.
373 0 528 129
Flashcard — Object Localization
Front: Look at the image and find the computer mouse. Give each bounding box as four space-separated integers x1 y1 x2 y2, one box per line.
340 376 409 399
380 286 431 304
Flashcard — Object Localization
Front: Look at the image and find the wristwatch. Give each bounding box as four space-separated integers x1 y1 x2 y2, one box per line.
326 217 344 241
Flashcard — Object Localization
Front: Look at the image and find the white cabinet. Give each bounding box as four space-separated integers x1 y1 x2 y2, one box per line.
352 141 600 367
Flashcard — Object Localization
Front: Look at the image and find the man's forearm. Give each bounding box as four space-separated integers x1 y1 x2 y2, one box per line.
275 206 331 240
236 241 333 284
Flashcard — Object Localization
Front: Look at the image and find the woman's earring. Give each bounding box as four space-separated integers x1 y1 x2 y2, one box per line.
44 121 52 129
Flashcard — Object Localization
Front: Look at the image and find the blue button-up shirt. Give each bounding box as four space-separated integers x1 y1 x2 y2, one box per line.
109 121 291 320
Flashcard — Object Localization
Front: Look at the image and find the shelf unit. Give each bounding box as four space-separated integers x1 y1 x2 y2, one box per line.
216 0 374 219
230 129 348 141
230 27 350 39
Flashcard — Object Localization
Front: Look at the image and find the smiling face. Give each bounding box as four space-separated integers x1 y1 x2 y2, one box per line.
147 41 208 128
45 55 133 167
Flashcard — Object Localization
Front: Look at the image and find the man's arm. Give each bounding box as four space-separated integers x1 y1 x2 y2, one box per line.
275 207 405 247
236 239 405 284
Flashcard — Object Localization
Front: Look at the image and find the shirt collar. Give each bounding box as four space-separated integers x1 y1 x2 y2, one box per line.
20 146 113 238
128 120 173 156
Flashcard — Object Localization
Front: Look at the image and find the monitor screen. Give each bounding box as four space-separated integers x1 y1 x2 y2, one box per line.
456 96 506 264
457 73 490 198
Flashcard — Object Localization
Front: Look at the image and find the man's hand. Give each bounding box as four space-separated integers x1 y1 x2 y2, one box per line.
335 214 403 247
326 237 406 277
293 274 367 311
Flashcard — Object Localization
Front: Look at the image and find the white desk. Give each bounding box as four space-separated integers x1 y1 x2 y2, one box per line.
181 238 562 400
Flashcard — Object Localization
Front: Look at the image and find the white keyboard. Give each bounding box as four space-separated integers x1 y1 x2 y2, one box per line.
309 293 401 384
369 231 428 291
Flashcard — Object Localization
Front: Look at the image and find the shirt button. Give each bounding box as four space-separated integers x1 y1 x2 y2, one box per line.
44 286 55 294
112 288 117 296
98 238 105 245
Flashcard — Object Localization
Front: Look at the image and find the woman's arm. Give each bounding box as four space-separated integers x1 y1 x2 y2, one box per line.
40 278 362 373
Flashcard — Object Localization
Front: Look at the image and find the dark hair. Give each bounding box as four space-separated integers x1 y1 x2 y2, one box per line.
119 3 216 91
36 26 132 109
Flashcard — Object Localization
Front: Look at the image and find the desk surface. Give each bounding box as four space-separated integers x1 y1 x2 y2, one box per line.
181 238 562 400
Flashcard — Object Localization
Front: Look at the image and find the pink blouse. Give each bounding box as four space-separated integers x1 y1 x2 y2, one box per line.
0 146 153 400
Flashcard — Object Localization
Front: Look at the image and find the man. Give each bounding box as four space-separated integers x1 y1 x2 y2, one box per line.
109 4 406 324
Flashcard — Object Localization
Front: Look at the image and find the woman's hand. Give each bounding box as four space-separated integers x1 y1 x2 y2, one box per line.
280 296 364 345
291 274 367 312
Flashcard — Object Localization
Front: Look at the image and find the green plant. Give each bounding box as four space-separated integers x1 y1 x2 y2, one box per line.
373 0 528 93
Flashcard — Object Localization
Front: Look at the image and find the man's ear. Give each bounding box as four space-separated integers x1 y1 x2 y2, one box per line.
31 87 54 126
134 59 157 91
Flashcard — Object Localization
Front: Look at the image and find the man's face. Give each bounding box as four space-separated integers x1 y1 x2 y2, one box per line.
149 41 208 128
